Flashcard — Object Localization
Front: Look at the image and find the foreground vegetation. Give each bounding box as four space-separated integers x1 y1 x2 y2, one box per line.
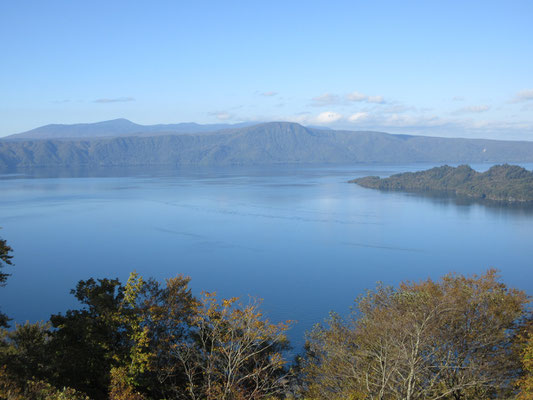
351 164 533 203
0 235 532 399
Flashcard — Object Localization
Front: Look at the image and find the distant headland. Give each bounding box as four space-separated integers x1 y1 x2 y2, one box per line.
351 164 533 203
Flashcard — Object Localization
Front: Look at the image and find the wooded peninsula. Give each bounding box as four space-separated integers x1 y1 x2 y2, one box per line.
351 164 533 203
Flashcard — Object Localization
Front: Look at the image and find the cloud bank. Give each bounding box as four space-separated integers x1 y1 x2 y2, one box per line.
311 91 386 106
93 97 135 103
453 105 491 114
513 89 533 103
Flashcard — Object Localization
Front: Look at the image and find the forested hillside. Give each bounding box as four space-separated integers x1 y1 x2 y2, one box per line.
352 164 533 203
2 122 533 169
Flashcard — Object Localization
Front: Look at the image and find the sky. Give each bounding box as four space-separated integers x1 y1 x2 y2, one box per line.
1 0 532 140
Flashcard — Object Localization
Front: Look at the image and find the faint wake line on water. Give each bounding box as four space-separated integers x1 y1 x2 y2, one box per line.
149 201 383 226
153 227 263 253
341 241 424 253
187 240 263 253
230 201 380 219
153 227 205 239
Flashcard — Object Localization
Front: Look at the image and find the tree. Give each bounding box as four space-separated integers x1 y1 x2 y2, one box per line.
0 234 13 286
0 370 90 400
48 278 126 399
106 272 198 400
174 292 292 400
0 322 52 394
303 270 528 400
34 272 200 400
300 312 364 400
0 233 14 327
136 274 198 399
516 316 533 399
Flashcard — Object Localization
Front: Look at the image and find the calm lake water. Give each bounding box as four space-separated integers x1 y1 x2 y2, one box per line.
1 163 532 350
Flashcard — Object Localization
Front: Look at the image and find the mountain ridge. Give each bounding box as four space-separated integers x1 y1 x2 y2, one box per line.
5 118 257 140
1 121 533 169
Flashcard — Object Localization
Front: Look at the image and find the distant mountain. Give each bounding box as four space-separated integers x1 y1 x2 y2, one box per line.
5 118 255 140
1 122 533 169
351 164 533 203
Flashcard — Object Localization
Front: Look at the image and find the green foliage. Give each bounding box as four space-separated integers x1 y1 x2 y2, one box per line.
0 236 13 285
47 278 125 399
0 233 13 328
0 366 89 400
353 164 533 203
0 322 52 391
0 375 89 400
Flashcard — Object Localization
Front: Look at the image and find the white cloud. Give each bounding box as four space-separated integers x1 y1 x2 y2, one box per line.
244 108 533 140
346 91 367 102
208 111 234 121
348 112 369 122
260 91 278 97
217 113 233 121
453 105 490 114
315 111 343 124
383 114 444 127
382 104 413 114
283 113 311 124
346 91 385 104
367 95 385 104
93 97 135 103
512 89 533 103
311 93 341 106
452 96 465 101
522 103 533 112
310 91 386 107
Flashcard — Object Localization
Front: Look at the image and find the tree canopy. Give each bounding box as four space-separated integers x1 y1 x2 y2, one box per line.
0 240 530 400
302 270 529 400
0 233 13 328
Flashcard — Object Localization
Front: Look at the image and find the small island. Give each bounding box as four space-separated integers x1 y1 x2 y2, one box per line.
350 164 533 203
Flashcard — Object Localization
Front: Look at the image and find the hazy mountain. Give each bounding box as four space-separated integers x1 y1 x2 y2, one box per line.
1 122 533 169
5 118 255 140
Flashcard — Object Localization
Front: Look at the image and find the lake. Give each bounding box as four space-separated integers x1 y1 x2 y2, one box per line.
1 163 532 350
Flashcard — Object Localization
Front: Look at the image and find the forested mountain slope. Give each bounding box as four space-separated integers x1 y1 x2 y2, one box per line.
1 122 533 168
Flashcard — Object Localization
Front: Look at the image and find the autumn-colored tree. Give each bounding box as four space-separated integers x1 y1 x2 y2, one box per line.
0 373 90 400
107 272 149 400
139 275 198 398
517 317 533 399
303 270 528 400
174 292 292 400
109 366 146 400
300 311 365 400
105 272 198 399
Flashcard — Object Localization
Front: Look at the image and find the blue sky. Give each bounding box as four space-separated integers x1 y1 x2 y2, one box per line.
1 0 532 139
